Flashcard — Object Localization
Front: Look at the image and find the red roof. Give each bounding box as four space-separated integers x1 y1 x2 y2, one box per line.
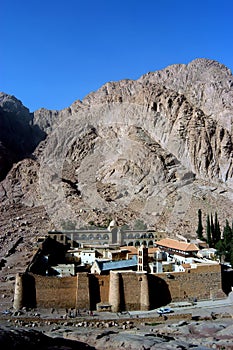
120 246 159 255
155 238 199 252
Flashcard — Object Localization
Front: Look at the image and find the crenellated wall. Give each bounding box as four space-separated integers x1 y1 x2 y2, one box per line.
13 264 225 311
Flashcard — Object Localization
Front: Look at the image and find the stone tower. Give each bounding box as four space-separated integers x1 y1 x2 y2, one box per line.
137 245 148 272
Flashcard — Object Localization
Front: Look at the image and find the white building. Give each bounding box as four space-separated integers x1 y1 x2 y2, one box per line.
197 248 217 260
51 264 75 276
80 250 97 265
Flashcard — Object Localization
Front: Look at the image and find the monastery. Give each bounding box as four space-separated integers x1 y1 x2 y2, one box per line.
13 225 228 312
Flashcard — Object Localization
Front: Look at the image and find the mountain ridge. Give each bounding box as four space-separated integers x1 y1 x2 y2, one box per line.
0 58 232 241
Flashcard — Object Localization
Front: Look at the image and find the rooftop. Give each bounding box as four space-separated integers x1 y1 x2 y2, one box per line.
96 255 138 272
155 238 199 252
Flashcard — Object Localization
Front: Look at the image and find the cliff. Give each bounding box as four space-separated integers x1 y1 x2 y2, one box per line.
0 58 233 252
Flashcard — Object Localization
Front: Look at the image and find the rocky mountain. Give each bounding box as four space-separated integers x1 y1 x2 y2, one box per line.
0 58 233 260
0 92 46 180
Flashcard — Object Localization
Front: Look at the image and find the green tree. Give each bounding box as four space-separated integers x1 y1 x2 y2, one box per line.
206 214 212 247
133 219 147 230
208 215 233 267
223 220 232 244
223 219 232 261
230 247 233 268
214 212 221 245
196 209 204 240
210 213 215 244
215 239 226 262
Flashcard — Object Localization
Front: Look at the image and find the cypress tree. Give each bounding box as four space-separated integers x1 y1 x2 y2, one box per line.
223 220 232 248
206 214 212 247
215 239 226 263
196 209 204 240
230 249 233 268
215 218 233 266
210 213 215 243
214 212 221 244
230 234 233 268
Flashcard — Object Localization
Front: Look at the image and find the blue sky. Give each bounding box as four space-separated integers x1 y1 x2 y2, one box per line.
1 0 233 112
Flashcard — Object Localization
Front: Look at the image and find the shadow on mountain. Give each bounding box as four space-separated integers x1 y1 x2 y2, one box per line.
0 107 46 180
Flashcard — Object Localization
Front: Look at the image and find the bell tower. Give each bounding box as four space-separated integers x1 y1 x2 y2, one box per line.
137 245 148 272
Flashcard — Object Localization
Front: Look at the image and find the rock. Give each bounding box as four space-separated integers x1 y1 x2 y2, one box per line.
0 93 46 181
0 326 94 349
96 330 119 339
29 58 233 235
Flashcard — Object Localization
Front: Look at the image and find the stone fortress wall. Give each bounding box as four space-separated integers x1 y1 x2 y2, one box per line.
13 264 225 311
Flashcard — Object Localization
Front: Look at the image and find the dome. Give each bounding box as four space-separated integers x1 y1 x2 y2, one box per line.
107 219 117 231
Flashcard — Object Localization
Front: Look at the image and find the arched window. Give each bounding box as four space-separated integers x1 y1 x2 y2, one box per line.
148 240 154 247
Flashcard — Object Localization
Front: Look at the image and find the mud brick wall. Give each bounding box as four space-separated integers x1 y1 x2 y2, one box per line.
156 264 224 302
120 272 142 310
34 274 77 308
76 273 90 309
15 264 224 311
95 275 109 303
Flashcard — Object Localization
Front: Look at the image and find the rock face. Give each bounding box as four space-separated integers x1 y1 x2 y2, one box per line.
35 58 233 233
0 93 46 180
0 58 233 245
